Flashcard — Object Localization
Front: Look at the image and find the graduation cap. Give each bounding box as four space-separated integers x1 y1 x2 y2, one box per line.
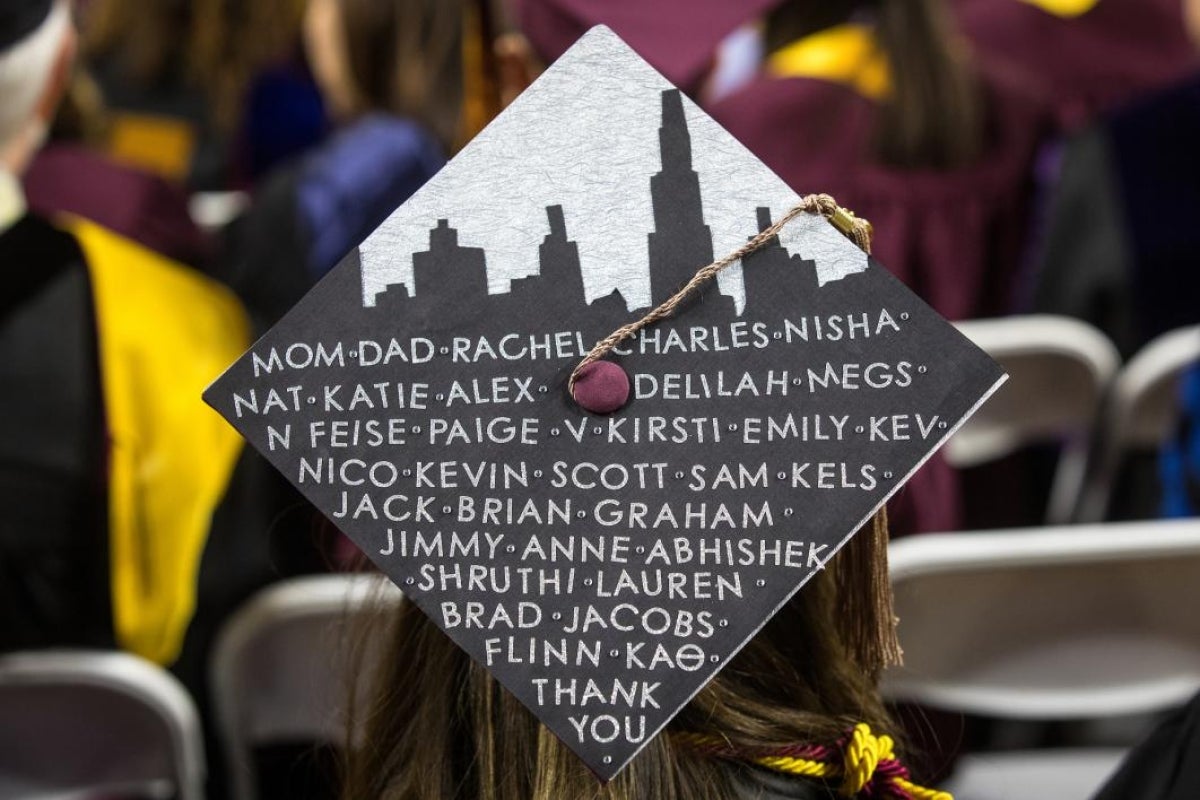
204 27 1004 781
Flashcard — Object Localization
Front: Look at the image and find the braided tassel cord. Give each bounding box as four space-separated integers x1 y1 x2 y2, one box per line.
569 193 873 395
677 724 952 800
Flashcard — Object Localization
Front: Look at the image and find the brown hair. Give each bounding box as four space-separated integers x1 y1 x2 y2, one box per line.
341 523 899 800
83 0 305 130
335 0 466 152
767 0 984 169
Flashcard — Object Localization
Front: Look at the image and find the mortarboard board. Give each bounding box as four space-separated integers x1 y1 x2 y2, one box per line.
509 0 784 92
204 26 1005 781
0 0 51 51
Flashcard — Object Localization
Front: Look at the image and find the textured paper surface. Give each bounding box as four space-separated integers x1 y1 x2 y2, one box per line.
205 27 1004 780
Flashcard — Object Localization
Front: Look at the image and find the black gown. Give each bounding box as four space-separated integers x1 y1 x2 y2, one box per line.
0 212 329 798
1092 692 1200 800
0 214 111 650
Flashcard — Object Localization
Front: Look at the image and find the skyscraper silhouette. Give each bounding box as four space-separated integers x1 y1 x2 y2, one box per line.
742 206 817 311
369 89 803 322
647 89 715 306
409 219 489 327
509 205 586 308
539 205 586 303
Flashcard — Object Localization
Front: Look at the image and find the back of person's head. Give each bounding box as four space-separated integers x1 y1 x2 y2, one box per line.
341 518 898 800
0 0 74 171
83 0 304 130
304 0 466 152
768 0 984 170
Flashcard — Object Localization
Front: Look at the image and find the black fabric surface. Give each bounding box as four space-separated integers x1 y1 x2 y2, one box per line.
0 0 51 50
0 212 327 799
0 214 111 651
1108 75 1200 349
215 167 311 332
1035 72 1200 358
1093 692 1200 800
1033 128 1136 356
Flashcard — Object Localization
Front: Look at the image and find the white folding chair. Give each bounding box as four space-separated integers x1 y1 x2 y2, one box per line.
1077 324 1200 522
0 650 206 800
210 574 404 800
883 519 1200 800
949 316 1120 524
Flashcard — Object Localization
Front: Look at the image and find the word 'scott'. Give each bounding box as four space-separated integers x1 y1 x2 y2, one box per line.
205 27 1005 780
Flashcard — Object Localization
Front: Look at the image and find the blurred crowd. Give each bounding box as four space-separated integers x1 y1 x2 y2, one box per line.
2 0 1200 796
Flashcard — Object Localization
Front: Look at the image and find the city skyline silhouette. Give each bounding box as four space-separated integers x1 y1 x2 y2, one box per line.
371 89 817 324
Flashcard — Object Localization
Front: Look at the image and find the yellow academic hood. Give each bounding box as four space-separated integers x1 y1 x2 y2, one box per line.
1018 0 1100 19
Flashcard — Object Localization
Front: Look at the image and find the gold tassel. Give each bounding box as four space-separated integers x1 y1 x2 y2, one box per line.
837 508 903 678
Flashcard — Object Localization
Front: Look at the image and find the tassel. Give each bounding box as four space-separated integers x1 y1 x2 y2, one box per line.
837 508 903 677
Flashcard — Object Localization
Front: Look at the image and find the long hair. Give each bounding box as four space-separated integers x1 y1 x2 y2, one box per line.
335 0 465 153
341 527 897 800
83 0 305 130
767 0 985 169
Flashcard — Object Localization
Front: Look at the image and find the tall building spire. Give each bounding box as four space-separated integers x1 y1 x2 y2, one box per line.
546 204 567 239
647 89 715 305
507 204 586 307
658 88 692 172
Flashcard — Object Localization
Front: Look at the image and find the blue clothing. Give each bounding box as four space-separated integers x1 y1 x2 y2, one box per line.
1160 365 1200 518
218 115 444 330
242 62 330 182
295 115 445 278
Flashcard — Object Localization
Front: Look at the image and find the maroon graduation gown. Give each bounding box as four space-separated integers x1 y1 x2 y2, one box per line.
510 0 783 93
23 143 210 267
707 73 1048 322
951 0 1199 131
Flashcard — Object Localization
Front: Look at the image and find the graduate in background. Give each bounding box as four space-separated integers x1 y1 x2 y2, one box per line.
1 5 328 795
21 63 211 266
951 0 1198 134
82 0 315 188
217 0 464 330
1031 0 1200 524
706 0 1049 325
1033 0 1200 358
0 0 249 668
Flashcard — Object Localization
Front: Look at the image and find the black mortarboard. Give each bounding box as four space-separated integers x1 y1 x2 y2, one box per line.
0 0 51 51
204 27 1004 781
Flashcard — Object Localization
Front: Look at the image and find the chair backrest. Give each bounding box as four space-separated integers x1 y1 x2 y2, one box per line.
948 315 1120 524
881 519 1200 720
0 650 206 800
1078 324 1200 522
210 573 403 800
